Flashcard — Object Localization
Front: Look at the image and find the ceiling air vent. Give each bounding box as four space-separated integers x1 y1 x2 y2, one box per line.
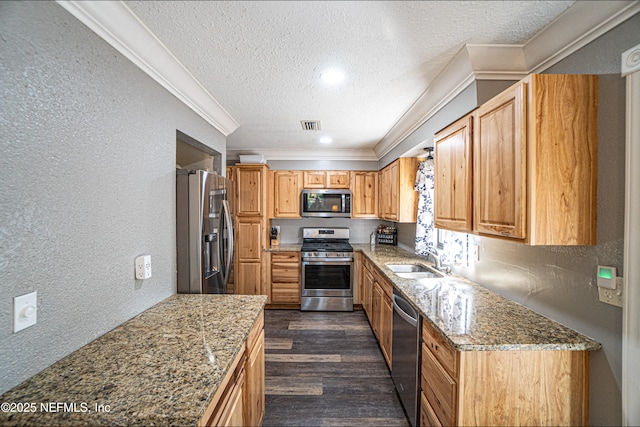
300 120 321 131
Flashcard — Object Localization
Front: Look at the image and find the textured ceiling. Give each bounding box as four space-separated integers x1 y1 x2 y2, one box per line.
126 0 575 158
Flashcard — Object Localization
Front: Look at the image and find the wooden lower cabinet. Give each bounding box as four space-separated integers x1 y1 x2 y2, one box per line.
360 256 393 369
368 264 393 369
371 282 383 340
200 314 265 427
235 219 264 296
244 314 265 427
420 319 590 426
218 369 245 427
380 289 393 367
199 349 246 427
361 259 374 321
269 252 300 304
236 262 262 295
421 392 442 427
422 345 457 425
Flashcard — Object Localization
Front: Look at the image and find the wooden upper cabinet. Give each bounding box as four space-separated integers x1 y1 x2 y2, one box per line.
525 74 597 245
327 171 350 188
270 170 302 218
303 171 350 189
473 81 527 239
303 171 326 188
435 74 597 245
378 158 419 223
351 171 378 218
434 114 473 233
387 162 400 221
236 165 268 217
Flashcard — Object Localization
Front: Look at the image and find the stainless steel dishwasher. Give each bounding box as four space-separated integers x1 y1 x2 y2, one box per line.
391 289 421 427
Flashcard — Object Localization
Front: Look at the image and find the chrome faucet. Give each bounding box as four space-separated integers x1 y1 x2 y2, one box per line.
425 246 450 274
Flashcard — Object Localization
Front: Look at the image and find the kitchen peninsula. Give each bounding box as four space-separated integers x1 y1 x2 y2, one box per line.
0 294 267 426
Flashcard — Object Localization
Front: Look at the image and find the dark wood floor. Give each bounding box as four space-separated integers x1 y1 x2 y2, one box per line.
262 309 410 427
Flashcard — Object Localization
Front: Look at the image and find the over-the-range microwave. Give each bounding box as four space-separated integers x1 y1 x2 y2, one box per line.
301 189 351 218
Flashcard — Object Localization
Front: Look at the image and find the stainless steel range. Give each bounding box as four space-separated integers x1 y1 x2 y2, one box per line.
300 227 354 311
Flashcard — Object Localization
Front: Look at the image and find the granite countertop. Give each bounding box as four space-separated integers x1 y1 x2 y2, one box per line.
264 244 302 252
354 244 601 352
0 294 268 426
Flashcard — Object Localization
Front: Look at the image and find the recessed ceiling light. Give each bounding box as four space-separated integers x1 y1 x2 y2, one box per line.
319 136 333 144
320 69 345 84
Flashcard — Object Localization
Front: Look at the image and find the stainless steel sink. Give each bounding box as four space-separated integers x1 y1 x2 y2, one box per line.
386 264 430 273
386 263 444 279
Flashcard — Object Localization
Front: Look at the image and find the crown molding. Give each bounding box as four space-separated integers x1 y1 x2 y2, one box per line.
57 0 639 159
374 46 478 159
376 0 640 159
56 0 239 136
525 0 640 73
228 148 379 162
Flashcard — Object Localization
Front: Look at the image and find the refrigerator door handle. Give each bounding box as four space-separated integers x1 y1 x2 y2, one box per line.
219 199 234 291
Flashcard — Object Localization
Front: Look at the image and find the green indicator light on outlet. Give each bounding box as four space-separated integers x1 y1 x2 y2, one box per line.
599 267 613 280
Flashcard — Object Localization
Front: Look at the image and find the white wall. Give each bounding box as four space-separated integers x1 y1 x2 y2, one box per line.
0 2 226 393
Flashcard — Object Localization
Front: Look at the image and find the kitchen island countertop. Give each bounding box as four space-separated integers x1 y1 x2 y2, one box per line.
355 244 601 352
0 294 268 426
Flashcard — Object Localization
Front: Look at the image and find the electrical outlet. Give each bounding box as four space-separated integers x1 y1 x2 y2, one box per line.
598 277 623 308
135 255 152 279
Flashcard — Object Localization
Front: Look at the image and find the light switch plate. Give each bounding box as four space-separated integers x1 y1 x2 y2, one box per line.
14 291 37 333
598 277 624 308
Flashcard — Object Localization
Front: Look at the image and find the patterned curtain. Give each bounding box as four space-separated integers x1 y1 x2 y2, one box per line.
414 158 469 267
414 159 435 255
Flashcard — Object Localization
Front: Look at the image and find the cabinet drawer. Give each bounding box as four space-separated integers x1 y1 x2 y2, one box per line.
271 283 301 303
271 252 300 262
373 270 393 297
420 391 442 427
379 278 393 298
422 319 458 377
271 263 300 282
362 257 372 273
422 344 456 426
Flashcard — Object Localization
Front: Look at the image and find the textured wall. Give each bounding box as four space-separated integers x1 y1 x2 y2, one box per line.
0 2 226 393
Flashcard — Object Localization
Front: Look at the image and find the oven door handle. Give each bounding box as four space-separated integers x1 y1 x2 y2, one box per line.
302 258 353 265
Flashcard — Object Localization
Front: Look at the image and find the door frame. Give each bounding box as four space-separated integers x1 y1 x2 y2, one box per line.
622 43 640 427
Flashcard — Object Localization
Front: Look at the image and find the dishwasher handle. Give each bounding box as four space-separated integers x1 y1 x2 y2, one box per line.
393 293 419 328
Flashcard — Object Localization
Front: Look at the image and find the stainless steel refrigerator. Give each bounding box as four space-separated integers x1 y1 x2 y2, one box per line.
176 169 234 294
